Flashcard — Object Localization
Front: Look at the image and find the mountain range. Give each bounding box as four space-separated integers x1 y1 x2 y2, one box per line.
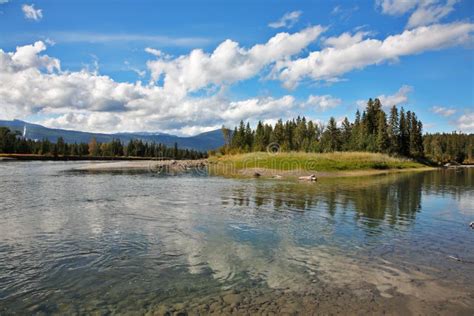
0 120 225 152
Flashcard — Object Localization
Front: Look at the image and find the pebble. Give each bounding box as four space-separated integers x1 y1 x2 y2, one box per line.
222 293 242 305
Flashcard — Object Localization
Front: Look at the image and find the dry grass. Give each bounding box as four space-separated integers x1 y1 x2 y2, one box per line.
209 151 426 173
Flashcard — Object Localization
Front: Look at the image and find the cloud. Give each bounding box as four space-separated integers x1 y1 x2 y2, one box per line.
145 47 164 57
376 0 418 15
356 85 412 109
330 4 359 21
273 22 474 88
124 61 146 78
0 41 306 135
22 4 43 21
146 26 325 96
305 95 342 111
376 0 459 29
377 85 413 107
0 0 9 4
323 31 370 49
455 113 474 132
0 41 60 72
268 11 302 29
431 105 456 117
407 0 459 28
0 20 472 135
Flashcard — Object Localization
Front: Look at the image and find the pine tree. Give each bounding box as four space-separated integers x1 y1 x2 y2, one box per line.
387 106 399 154
351 110 361 151
321 117 341 152
359 111 370 151
293 116 307 151
376 111 389 153
57 137 66 156
341 117 352 150
271 119 285 146
365 98 376 134
399 108 409 156
173 142 179 159
411 117 423 158
245 122 253 152
254 121 266 151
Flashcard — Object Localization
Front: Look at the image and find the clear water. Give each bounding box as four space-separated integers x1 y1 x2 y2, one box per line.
0 162 473 314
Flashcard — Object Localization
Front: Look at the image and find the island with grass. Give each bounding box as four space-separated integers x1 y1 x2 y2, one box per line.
208 151 431 179
208 98 472 179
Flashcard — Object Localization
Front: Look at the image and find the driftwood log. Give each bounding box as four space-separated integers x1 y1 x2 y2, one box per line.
298 174 317 181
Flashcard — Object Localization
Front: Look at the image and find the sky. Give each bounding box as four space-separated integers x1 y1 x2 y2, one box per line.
0 0 473 136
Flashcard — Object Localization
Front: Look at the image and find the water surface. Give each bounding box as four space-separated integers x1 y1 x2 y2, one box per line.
0 162 473 314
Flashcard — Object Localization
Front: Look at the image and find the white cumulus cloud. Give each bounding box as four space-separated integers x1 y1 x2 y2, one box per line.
305 95 342 111
0 20 472 135
455 113 474 132
376 0 459 29
146 26 325 97
22 4 43 21
268 11 302 29
273 22 474 88
377 85 413 108
356 85 412 109
0 41 306 135
323 31 371 49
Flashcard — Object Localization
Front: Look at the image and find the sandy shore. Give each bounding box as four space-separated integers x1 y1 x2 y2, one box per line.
73 159 208 172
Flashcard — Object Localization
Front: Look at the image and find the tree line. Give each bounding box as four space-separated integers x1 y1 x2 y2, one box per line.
0 128 207 160
423 133 473 163
222 98 473 164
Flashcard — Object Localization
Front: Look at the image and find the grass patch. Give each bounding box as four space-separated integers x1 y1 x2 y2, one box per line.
209 151 426 173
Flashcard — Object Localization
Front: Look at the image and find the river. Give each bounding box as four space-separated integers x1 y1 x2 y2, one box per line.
0 162 473 314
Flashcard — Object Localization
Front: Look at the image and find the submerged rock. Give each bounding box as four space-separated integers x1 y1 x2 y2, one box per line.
222 293 242 305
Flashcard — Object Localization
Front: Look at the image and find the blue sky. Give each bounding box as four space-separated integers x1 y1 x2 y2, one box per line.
0 0 473 135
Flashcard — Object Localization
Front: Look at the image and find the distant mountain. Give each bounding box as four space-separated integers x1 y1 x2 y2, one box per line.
0 120 225 151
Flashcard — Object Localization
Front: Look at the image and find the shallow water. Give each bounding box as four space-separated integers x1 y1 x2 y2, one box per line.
0 162 473 314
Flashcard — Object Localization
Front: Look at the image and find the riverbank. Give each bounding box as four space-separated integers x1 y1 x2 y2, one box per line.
208 152 434 179
67 152 436 178
2 152 438 179
73 159 207 172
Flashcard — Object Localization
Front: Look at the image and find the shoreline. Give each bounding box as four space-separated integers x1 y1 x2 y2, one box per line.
5 155 470 180
72 159 208 172
226 166 437 180
207 152 442 180
70 159 438 179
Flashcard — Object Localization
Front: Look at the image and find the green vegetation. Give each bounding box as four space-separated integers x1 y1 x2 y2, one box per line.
424 133 473 164
209 152 426 173
0 127 207 159
219 98 473 164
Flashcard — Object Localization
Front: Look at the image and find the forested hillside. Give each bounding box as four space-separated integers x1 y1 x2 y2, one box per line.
0 128 207 160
